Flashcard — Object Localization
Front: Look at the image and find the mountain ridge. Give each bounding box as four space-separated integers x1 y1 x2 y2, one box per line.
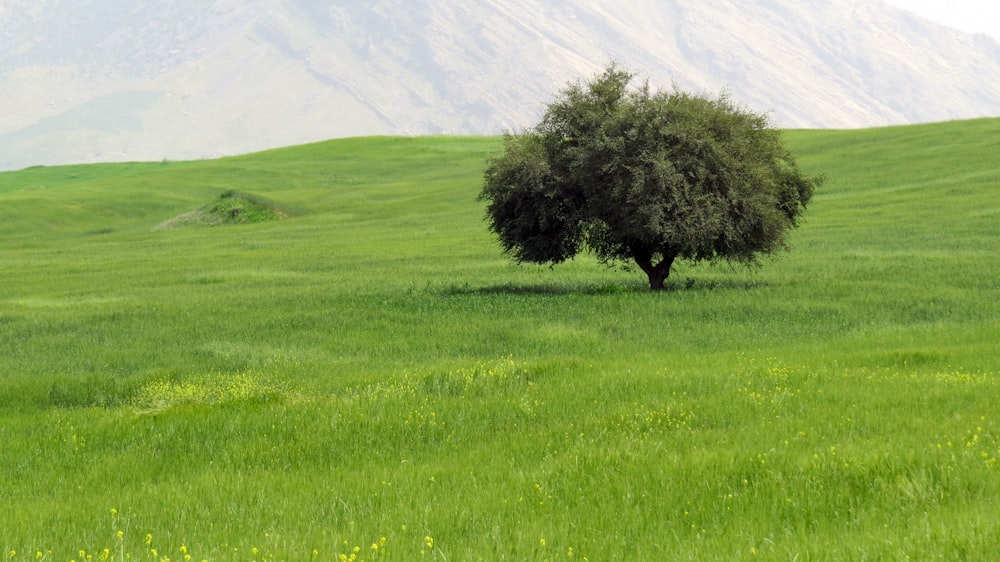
2 0 1000 171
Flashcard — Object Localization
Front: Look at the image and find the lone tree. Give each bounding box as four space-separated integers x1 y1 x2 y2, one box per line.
479 64 822 290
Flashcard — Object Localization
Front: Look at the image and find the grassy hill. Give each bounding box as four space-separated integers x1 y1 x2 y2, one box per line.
1 121 998 561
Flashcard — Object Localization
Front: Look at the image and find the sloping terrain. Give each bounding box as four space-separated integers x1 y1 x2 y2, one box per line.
1 121 999 559
2 0 1000 170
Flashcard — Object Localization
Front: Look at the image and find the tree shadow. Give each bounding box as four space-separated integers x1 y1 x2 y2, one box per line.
440 277 770 297
675 277 773 292
441 281 643 297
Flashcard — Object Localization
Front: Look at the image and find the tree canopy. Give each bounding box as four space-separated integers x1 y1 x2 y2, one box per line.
479 64 823 290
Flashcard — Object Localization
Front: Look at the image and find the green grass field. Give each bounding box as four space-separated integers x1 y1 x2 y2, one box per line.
1 119 998 561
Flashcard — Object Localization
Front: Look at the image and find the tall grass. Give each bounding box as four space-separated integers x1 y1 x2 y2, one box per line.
1 123 998 560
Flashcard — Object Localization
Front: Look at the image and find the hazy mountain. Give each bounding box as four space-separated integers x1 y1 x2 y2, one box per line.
2 0 1000 171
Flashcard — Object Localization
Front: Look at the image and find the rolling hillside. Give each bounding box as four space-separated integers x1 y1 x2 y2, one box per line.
1 121 999 559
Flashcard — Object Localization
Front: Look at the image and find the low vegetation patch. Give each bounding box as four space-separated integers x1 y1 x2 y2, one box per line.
153 190 288 230
131 371 287 415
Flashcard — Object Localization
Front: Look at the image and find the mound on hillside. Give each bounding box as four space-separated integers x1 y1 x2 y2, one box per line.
153 190 288 231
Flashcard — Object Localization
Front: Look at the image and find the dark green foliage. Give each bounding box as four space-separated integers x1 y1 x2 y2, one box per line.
154 190 288 230
480 63 822 289
208 190 287 225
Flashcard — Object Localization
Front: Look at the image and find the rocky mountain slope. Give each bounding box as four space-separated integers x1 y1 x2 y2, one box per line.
2 0 1000 170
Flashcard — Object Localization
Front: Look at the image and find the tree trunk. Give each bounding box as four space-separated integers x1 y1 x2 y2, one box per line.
634 253 676 291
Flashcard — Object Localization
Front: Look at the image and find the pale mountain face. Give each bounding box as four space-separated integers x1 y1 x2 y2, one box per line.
2 0 1000 170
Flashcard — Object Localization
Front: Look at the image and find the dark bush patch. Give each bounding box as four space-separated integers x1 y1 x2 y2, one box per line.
154 190 289 230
